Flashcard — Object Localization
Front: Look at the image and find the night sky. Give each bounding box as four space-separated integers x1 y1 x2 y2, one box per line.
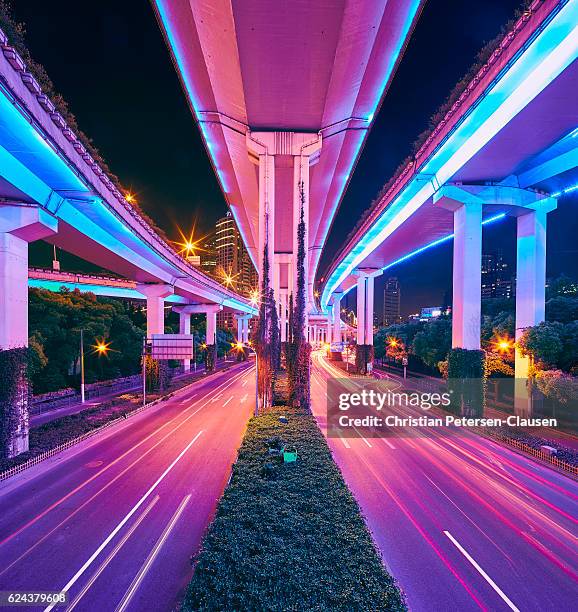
18 0 578 317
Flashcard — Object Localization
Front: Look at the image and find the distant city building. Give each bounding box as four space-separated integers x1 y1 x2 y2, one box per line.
419 306 443 321
383 277 401 326
199 231 217 277
481 251 514 300
214 212 257 329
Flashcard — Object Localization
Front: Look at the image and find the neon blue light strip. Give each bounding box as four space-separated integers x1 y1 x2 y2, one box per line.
322 0 578 311
551 182 578 198
155 1 423 282
329 213 506 306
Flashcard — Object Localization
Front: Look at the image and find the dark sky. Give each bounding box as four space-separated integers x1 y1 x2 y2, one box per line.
17 0 578 316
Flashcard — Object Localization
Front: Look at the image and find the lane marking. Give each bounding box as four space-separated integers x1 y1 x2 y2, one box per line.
0 367 250 557
66 496 160 611
444 530 520 612
339 436 351 449
240 394 248 403
211 393 223 403
353 427 372 448
222 396 233 407
242 380 247 387
115 495 191 612
382 438 396 450
44 432 204 612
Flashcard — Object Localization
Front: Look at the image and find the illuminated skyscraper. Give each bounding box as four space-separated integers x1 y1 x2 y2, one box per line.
383 277 401 326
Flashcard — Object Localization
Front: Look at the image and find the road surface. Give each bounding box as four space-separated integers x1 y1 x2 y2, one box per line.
312 351 578 612
0 362 255 611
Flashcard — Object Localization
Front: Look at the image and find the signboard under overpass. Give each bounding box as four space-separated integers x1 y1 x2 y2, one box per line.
150 334 194 360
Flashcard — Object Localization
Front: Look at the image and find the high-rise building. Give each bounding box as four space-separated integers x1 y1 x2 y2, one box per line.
199 230 217 277
214 212 258 329
383 277 401 326
481 251 513 299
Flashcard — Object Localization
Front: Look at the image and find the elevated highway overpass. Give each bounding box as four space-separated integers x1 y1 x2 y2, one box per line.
320 0 578 391
0 27 254 457
152 0 425 339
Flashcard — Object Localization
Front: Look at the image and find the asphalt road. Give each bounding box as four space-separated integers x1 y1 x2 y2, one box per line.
0 362 255 611
311 351 578 612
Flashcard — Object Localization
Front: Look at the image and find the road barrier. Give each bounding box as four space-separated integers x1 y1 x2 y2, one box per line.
0 361 242 483
495 436 578 478
0 393 166 483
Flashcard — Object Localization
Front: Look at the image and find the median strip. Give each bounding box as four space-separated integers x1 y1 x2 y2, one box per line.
183 406 406 611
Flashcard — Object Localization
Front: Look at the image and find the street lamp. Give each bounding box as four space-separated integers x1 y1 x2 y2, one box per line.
80 329 85 404
493 336 514 354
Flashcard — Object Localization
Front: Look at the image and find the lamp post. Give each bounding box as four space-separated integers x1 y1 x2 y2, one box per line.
80 329 85 404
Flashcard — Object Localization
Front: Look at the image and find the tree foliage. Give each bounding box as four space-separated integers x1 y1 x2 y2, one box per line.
411 319 452 369
28 288 144 393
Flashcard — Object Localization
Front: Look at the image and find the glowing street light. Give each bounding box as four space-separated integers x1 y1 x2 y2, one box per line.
125 192 137 204
493 336 514 354
92 340 112 356
249 289 260 306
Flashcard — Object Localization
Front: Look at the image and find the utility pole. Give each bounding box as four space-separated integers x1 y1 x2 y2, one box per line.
80 329 85 404
142 337 147 407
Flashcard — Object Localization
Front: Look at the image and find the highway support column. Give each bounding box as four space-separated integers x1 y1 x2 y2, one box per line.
0 203 57 457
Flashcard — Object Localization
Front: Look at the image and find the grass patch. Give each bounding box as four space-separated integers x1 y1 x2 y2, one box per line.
183 406 406 611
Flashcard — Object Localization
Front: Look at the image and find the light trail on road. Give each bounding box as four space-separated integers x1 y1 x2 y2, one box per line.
0 363 256 611
311 351 578 611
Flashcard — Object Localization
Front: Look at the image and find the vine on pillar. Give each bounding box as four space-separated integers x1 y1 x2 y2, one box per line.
0 348 31 458
287 183 311 409
255 213 281 411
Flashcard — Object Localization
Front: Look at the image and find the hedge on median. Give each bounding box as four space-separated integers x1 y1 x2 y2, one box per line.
183 406 406 612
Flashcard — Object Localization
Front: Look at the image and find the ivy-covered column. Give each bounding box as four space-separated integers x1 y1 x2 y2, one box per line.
0 203 57 458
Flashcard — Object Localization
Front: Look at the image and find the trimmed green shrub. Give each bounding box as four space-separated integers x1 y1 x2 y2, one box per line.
183 407 406 612
204 344 216 372
355 344 374 375
447 348 486 417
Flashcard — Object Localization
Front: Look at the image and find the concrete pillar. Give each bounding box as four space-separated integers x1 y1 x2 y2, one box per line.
206 308 218 345
242 317 250 343
259 152 275 289
234 314 251 344
279 290 287 342
236 316 243 342
179 311 192 372
515 209 550 413
138 284 174 337
356 271 378 346
0 203 57 457
332 294 342 345
451 202 482 349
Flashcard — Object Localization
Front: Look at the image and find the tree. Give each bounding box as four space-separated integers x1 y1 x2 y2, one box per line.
518 322 563 369
27 288 145 393
546 296 578 324
410 319 451 370
547 274 577 299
